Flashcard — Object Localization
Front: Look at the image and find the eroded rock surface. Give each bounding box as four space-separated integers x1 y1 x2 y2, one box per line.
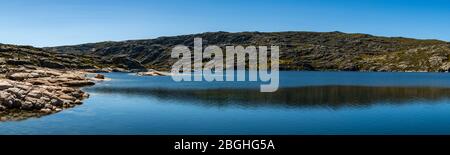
0 66 96 121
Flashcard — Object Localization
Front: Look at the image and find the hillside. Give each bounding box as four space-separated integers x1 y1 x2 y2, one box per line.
0 43 146 71
0 43 103 70
46 31 450 72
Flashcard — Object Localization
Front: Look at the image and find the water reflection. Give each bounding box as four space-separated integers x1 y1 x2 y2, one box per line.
86 86 450 109
0 110 50 122
4 85 450 122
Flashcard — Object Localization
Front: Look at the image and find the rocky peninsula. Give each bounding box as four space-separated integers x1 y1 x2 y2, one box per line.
0 65 100 121
0 44 113 121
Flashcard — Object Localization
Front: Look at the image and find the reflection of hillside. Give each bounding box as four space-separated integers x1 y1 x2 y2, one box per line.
86 86 450 109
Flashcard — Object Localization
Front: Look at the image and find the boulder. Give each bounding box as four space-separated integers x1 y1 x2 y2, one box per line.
440 62 450 72
61 87 76 93
0 91 12 99
45 70 62 76
15 84 32 91
0 92 13 105
82 93 90 98
0 105 6 111
30 72 41 78
2 98 22 108
74 100 83 105
95 74 105 79
0 65 8 74
40 97 51 102
50 99 63 106
40 108 52 113
71 91 83 98
21 101 34 110
6 73 32 81
0 80 13 90
27 90 42 98
62 80 95 87
6 87 25 97
59 94 76 101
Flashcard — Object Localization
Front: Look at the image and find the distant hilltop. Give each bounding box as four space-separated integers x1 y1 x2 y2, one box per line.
44 31 450 72
5 31 450 72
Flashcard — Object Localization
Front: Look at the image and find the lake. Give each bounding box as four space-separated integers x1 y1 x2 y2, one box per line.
1 71 450 135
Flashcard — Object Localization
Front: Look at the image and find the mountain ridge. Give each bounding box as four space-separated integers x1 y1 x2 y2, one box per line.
42 31 450 72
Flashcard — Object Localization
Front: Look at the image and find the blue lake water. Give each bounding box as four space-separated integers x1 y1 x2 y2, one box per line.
1 71 450 135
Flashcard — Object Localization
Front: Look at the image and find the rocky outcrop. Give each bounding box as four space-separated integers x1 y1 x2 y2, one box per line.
0 79 88 112
136 70 171 76
440 62 450 72
0 66 99 121
5 67 95 87
0 44 108 121
95 74 105 79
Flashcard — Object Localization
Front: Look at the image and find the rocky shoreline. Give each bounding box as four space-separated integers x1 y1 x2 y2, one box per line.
136 69 171 76
0 65 104 121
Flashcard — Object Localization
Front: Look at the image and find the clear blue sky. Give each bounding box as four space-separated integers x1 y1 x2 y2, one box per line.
1 0 449 47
